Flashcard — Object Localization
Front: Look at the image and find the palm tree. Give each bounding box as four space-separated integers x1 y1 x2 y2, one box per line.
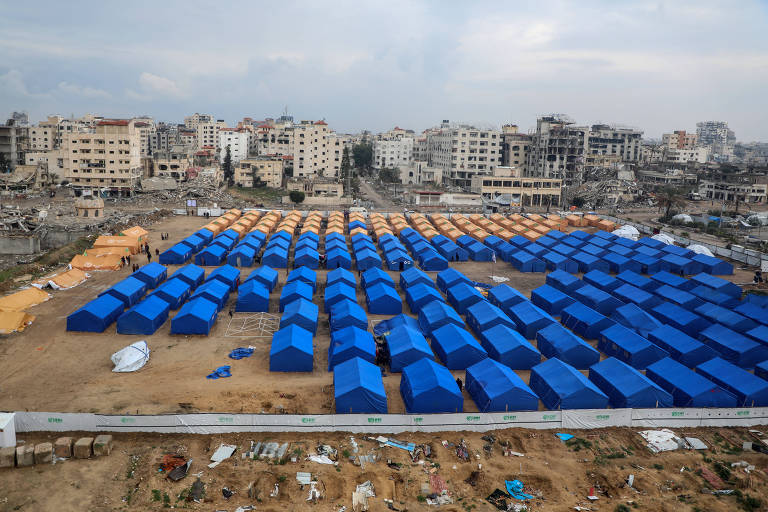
655 187 687 220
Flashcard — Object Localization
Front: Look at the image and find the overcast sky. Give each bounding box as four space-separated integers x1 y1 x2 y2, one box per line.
1 1 767 140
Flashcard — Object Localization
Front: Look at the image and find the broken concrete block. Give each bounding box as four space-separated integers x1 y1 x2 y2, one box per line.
73 438 93 459
0 446 16 468
16 445 34 467
93 435 113 456
34 442 53 464
54 437 73 458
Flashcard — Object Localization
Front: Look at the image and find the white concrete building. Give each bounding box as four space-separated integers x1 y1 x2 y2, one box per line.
197 119 227 151
425 122 501 189
587 124 643 162
399 161 443 185
373 137 414 169
253 119 343 178
666 147 709 164
218 128 250 164
662 130 698 150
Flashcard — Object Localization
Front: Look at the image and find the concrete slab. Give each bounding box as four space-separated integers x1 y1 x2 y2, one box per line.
93 435 113 456
54 437 73 458
16 445 34 467
0 446 16 468
73 437 93 459
34 442 53 464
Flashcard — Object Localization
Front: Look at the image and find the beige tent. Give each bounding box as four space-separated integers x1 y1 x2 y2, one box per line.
92 235 140 254
0 311 35 334
70 254 123 271
121 226 149 241
0 288 51 312
33 269 89 290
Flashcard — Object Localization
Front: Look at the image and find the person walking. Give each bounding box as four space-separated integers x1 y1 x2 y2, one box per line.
127 254 131 265
155 248 160 257
147 252 151 263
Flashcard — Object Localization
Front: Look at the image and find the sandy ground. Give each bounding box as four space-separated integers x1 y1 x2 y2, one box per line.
0 214 760 416
1 426 767 512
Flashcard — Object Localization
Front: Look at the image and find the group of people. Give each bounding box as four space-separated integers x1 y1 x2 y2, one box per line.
160 232 170 240
755 270 764 285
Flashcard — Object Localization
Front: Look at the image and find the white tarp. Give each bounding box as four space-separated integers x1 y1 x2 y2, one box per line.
672 214 694 224
652 233 676 245
687 244 714 257
638 429 680 453
612 225 640 241
111 341 150 372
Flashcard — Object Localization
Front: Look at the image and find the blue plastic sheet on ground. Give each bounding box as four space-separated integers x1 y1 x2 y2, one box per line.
471 280 492 289
228 348 254 360
556 433 574 442
206 366 232 379
506 480 534 501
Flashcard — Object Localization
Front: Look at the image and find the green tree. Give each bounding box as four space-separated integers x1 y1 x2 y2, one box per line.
352 142 373 170
379 167 400 183
0 153 8 173
571 196 586 208
655 187 687 220
341 146 351 180
223 145 234 186
289 190 305 205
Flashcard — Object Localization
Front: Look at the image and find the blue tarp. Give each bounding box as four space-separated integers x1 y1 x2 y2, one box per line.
170 297 218 335
207 264 241 292
560 302 615 339
597 324 669 370
365 282 402 314
386 326 434 372
612 283 663 310
531 284 576 317
66 294 124 332
436 268 471 293
130 262 167 289
287 266 317 292
478 324 541 369
646 357 738 407
334 357 388 414
150 278 192 310
446 282 484 315
647 324 716 368
529 358 609 410
326 267 356 289
279 281 313 312
698 324 768 369
169 264 205 289
589 357 673 408
488 284 528 311
696 357 768 407
244 266 278 292
195 245 227 266
690 273 742 298
405 283 444 314
509 251 546 273
227 245 256 267
99 276 148 307
280 297 319 335
418 301 464 336
610 303 662 338
466 358 539 412
399 267 435 290
466 300 516 334
190 279 230 311
692 253 734 275
235 279 269 312
269 324 314 372
328 326 376 370
572 284 625 316
324 282 357 313
546 270 585 295
327 247 352 270
695 303 757 333
430 324 487 369
400 358 463 413
117 295 171 335
507 301 557 339
536 323 600 369
160 243 192 264
361 267 394 289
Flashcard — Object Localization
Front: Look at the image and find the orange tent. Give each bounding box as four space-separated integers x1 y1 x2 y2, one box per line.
0 311 35 334
85 247 131 257
121 226 149 241
0 287 51 311
69 254 123 271
33 269 89 290
92 235 140 254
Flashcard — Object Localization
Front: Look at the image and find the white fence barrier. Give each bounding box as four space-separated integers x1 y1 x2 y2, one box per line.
10 408 768 435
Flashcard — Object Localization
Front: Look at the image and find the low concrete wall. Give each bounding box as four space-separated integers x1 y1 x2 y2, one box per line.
0 236 40 255
39 230 89 251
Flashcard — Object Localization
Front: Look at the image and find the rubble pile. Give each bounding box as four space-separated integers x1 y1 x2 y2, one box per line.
136 174 233 204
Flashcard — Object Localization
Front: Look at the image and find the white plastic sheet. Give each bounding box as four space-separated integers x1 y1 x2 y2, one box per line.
687 244 714 257
612 225 640 241
111 341 150 372
651 233 676 245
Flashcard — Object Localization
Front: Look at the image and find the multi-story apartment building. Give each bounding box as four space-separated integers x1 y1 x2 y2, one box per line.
696 121 735 147
662 130 698 150
400 161 443 185
218 128 250 164
0 119 29 170
131 117 155 157
184 113 214 129
666 147 710 164
500 124 531 171
586 124 642 162
526 115 587 187
373 136 413 169
60 119 142 195
234 156 284 188
196 119 227 150
252 119 343 178
470 166 562 207
286 177 344 198
426 122 501 189
699 178 767 205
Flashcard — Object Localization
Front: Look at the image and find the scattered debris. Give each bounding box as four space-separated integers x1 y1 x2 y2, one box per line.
270 483 279 497
308 455 336 465
167 460 191 481
306 481 322 501
111 340 150 372
587 486 599 501
235 506 255 512
504 450 526 457
638 429 681 453
228 347 255 360
506 480 534 501
699 465 725 489
556 433 574 442
222 487 234 499
683 437 707 450
465 471 481 487
208 444 236 468
731 461 756 473
296 472 312 485
206 365 232 379
190 478 204 502
355 481 375 498
487 489 510 510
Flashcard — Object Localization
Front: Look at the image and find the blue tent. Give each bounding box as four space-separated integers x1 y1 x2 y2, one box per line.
695 303 756 333
602 252 642 274
67 294 124 332
193 228 214 244
597 324 669 370
116 295 171 335
269 324 314 372
130 262 167 289
400 358 463 413
615 270 657 292
650 271 695 291
568 231 591 241
560 302 615 339
524 243 548 258
294 247 319 269
646 357 738 407
746 325 768 346
688 286 740 309
436 268 470 293
552 243 578 257
536 236 559 249
361 267 394 289
405 283 444 314
581 243 608 258
244 266 278 292
660 254 701 275
478 324 541 369
218 228 240 241
386 326 434 372
373 313 420 336
287 266 317 292
545 270 585 295
267 237 290 251
170 297 218 335
349 219 366 231
546 230 567 240
169 264 205 288
508 235 531 248
647 324 716 368
207 264 241 292
654 285 704 312
756 360 768 381
180 234 205 252
211 235 237 251
529 358 609 410
588 357 673 408
542 252 579 273
610 303 662 338
383 248 414 271
651 302 710 337
490 242 515 263
328 326 376 370
324 282 357 313
589 236 613 247
417 249 448 271
488 284 528 311
507 301 557 339
431 324 488 369
536 323 600 369
446 282 484 315
698 324 768 369
466 358 539 412
583 270 621 293
692 253 733 275
466 300 516 334
606 244 635 258
99 276 148 307
327 247 352 270
630 254 664 274
735 302 768 325
689 273 742 299
432 235 468 262
280 297 319 334
509 251 546 273
160 243 192 264
634 245 661 257
151 277 192 310
271 230 291 242
235 279 269 312
465 241 494 262
661 244 694 258
612 284 662 310
399 267 435 291
696 357 768 407
365 282 402 314
637 237 665 249
227 246 256 267
355 248 382 271
279 281 313 312
195 245 227 266
330 300 368 331
531 284 576 317
190 279 230 311
262 246 288 268
572 252 610 273
418 300 464 336
334 357 387 414
572 284 625 316
745 294 768 308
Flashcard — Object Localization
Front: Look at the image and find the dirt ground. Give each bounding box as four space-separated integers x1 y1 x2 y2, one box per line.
1 426 767 512
0 214 760 416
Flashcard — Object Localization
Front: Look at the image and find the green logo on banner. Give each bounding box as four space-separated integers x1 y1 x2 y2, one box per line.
120 417 136 424
367 417 382 423
413 417 423 423
543 414 556 421
503 415 517 421
596 415 609 420
466 416 481 422
671 411 684 417
218 417 234 423
301 417 315 424
47 418 62 423
737 411 750 416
